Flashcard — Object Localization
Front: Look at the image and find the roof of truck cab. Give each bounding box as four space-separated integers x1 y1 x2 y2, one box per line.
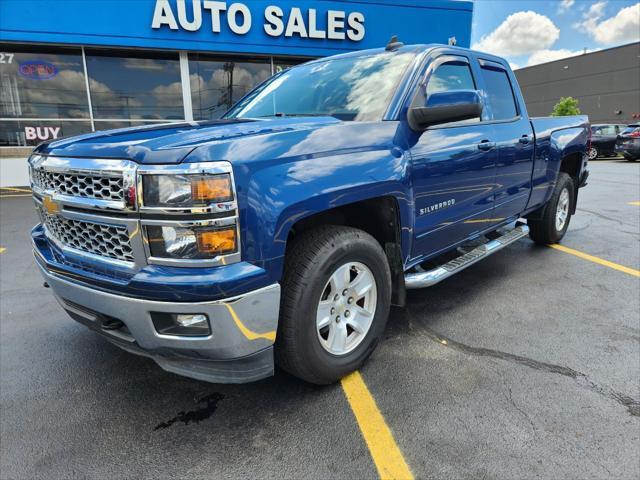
302 44 437 64
301 44 509 68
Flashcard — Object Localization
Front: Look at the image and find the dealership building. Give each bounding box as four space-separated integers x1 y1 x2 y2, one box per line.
0 0 473 186
515 42 640 125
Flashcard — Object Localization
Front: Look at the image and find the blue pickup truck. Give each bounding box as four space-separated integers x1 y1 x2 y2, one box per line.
29 42 589 384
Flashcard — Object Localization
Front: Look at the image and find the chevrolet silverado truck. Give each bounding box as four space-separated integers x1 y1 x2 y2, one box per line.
29 42 589 384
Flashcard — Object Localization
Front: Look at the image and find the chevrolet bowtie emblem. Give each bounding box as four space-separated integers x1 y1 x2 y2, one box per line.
43 195 61 215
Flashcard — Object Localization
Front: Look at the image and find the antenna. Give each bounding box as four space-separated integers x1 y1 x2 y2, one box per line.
385 35 404 51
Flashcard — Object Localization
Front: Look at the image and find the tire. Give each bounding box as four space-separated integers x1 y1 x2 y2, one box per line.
275 225 392 384
527 172 575 245
588 146 599 160
624 154 638 162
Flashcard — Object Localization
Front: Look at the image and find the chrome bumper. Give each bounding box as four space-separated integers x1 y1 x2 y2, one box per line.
37 262 281 383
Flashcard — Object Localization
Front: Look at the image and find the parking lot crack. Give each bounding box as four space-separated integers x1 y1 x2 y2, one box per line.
505 385 538 441
408 313 640 417
577 207 631 228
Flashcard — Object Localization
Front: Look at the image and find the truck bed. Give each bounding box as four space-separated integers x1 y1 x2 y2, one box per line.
530 115 590 140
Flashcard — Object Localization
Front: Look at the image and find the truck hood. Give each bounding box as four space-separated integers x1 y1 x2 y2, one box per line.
34 117 344 164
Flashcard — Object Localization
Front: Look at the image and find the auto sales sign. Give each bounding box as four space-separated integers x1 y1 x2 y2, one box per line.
151 0 366 41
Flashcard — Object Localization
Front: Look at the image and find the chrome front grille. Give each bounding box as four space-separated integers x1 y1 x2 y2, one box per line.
29 155 239 269
31 168 125 202
39 207 134 263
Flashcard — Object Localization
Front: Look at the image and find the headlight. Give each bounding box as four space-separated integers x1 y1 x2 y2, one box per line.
142 173 233 208
146 225 237 260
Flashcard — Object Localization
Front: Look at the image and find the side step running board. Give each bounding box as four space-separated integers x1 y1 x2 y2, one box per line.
404 225 530 289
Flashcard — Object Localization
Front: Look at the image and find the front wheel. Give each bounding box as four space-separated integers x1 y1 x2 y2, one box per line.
275 226 391 384
588 146 599 160
527 172 575 244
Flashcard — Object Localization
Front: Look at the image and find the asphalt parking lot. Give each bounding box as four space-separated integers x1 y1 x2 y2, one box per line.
1 159 639 480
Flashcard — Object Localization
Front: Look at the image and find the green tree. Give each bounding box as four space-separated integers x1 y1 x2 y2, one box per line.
551 97 581 116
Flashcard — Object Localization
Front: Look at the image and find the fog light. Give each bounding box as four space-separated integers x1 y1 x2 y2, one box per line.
151 312 211 337
176 314 208 327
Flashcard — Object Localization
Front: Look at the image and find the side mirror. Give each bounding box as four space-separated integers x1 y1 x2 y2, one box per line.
408 90 483 131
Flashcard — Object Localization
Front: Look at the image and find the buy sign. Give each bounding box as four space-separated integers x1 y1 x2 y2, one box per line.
25 126 61 141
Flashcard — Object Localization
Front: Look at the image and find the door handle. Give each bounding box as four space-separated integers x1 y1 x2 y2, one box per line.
477 140 496 151
519 135 531 144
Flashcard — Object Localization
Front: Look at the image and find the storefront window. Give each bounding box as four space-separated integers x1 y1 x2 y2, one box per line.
85 49 183 120
0 44 90 119
189 55 272 120
0 120 92 147
0 45 316 146
273 57 309 74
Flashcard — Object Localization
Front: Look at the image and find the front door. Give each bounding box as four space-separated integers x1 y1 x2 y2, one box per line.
408 54 498 262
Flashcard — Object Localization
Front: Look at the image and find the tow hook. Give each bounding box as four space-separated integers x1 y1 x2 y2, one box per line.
102 317 125 331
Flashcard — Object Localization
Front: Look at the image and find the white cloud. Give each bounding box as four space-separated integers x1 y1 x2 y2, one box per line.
526 48 589 67
472 11 560 57
558 0 575 13
574 1 608 31
575 2 640 45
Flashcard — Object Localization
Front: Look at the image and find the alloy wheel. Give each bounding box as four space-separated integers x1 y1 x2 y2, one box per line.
316 262 377 355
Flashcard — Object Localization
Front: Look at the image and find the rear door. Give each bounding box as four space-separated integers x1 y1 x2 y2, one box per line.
408 53 497 261
476 59 535 221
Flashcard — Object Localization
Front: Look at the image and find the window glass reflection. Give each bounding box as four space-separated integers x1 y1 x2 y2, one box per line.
226 52 415 122
427 63 476 96
0 44 89 119
189 55 272 120
86 50 183 120
480 67 518 120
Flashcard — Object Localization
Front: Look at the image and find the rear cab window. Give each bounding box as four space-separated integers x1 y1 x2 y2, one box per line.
478 62 519 121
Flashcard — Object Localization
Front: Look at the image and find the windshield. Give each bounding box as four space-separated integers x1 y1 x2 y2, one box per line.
224 51 416 122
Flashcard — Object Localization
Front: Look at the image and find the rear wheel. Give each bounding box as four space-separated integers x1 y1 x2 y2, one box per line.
588 146 599 160
528 172 575 244
276 226 391 384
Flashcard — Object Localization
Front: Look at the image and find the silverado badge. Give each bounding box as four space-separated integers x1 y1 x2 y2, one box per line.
43 195 61 215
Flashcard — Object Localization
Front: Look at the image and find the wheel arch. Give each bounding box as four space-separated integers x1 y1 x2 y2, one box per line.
559 151 583 214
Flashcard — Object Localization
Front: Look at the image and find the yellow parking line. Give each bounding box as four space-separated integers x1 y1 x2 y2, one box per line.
0 187 31 193
628 201 640 206
0 247 6 254
341 371 413 480
549 244 640 278
0 194 32 198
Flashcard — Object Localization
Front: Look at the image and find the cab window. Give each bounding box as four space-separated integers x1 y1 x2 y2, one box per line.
426 62 476 96
480 66 518 120
417 60 480 125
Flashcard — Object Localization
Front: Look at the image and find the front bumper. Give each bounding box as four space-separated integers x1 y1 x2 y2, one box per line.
36 258 281 384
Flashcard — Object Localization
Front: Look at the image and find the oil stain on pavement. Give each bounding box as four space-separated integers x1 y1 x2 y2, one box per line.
154 393 225 430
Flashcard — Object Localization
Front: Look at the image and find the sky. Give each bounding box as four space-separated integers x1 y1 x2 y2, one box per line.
470 0 640 69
